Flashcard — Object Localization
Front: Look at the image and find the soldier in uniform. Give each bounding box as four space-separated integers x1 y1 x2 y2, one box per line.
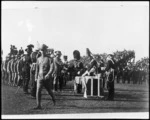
2 55 10 84
16 54 24 87
19 47 24 55
97 57 105 96
10 55 16 86
62 55 69 86
53 51 64 92
72 50 85 93
104 54 115 101
13 55 19 86
30 50 39 98
22 44 34 93
7 55 13 85
34 44 55 109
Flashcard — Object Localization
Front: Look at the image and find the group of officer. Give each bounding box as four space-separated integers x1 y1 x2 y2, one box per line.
2 44 116 109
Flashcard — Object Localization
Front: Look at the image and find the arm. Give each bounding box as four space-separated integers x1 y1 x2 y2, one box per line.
45 58 54 77
55 58 63 66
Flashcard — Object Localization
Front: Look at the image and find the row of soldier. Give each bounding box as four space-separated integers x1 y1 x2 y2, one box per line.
1 44 148 109
115 62 149 85
2 44 70 92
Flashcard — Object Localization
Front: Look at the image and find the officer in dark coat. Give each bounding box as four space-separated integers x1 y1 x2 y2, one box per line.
72 50 85 93
104 54 115 100
30 50 39 97
22 44 34 93
62 55 69 86
19 47 24 55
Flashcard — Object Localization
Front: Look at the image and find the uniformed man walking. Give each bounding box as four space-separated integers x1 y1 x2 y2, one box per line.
22 44 34 93
34 44 55 109
104 54 115 101
53 51 63 92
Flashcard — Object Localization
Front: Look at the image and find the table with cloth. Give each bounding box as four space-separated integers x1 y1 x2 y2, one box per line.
74 74 104 98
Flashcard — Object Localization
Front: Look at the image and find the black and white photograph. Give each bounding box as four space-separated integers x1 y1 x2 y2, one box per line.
1 1 149 119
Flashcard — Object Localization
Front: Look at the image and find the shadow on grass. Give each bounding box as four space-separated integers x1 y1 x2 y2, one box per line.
116 89 149 93
40 90 149 103
45 104 149 111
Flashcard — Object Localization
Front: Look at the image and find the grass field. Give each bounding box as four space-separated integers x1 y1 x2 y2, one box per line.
1 80 149 116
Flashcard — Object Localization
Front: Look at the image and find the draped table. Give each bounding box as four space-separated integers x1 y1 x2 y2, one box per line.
75 74 103 98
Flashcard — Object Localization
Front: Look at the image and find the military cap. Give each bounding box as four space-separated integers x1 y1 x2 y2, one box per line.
25 44 34 51
40 44 48 51
73 50 80 60
63 55 67 59
55 51 62 55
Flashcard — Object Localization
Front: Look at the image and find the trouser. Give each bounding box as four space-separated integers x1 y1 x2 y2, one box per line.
8 72 12 85
53 74 63 91
74 76 82 93
62 74 68 86
36 78 55 107
3 70 8 84
30 71 36 97
5 72 9 84
12 72 15 85
13 73 18 86
2 70 4 83
23 71 30 93
77 84 82 93
107 74 114 100
107 81 114 99
100 78 104 96
17 74 23 87
31 81 37 97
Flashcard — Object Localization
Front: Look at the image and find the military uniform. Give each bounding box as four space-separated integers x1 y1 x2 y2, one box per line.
30 62 37 97
2 56 10 84
53 52 63 92
34 44 55 109
97 60 105 96
105 55 115 100
73 59 84 93
16 56 24 87
62 56 69 86
22 44 34 93
22 54 32 93
30 51 39 97
7 58 13 85
13 57 18 86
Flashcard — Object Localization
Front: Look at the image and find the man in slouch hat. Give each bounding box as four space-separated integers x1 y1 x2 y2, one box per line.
104 54 115 100
22 44 34 93
34 44 55 109
53 51 64 92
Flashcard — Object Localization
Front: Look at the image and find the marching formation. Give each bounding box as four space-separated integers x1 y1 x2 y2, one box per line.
1 44 149 109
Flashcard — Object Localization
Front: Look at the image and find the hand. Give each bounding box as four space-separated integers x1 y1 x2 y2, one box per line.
105 71 109 76
45 74 49 79
77 71 80 75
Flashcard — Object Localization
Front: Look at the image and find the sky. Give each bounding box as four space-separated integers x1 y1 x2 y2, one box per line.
1 1 149 61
